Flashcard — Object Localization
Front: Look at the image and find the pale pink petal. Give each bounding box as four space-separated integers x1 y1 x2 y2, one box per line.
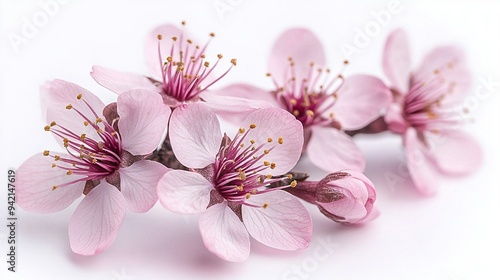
145 24 185 77
201 84 280 123
383 29 411 94
242 191 312 250
68 181 126 255
404 128 439 195
16 153 85 213
91 65 158 94
203 84 280 107
117 89 171 155
384 103 409 134
43 80 105 144
332 75 392 130
199 202 250 262
318 176 370 223
241 107 303 175
424 130 482 176
413 46 472 105
268 28 326 85
307 126 365 172
169 103 222 168
158 170 213 214
119 160 168 213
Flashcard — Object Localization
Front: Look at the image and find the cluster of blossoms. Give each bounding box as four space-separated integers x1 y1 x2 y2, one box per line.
16 22 480 261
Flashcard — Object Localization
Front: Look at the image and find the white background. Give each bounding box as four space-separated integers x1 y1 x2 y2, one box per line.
1 0 499 279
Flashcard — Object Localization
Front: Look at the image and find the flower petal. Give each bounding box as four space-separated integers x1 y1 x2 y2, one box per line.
16 153 85 213
307 126 365 172
268 28 326 85
119 160 168 213
383 29 411 94
241 107 303 175
413 46 472 105
332 75 392 130
43 80 106 144
91 65 158 94
169 103 222 168
199 202 250 262
158 170 213 214
145 24 185 77
425 130 482 176
203 83 280 107
68 181 126 255
242 191 312 250
384 103 409 134
117 89 171 155
404 128 439 195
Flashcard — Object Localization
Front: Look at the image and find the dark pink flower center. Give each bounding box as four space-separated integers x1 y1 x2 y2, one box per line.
155 23 236 104
43 94 122 191
403 66 462 132
270 59 348 128
211 124 296 208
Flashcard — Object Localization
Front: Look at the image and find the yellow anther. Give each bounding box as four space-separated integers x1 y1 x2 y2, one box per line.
287 174 293 179
83 121 89 126
266 174 272 179
240 143 245 148
249 123 256 129
267 137 273 143
245 193 251 199
239 128 245 134
263 161 270 166
187 39 192 44
157 34 163 40
80 134 86 141
235 184 244 191
434 69 440 75
44 125 51 131
66 104 73 110
43 150 50 156
270 163 276 169
250 147 255 151
238 168 246 180
306 110 315 117
51 163 56 168
66 170 73 175
266 73 271 77
262 203 269 209
204 62 210 67
290 99 297 105
257 177 262 183
77 93 83 100
209 32 215 37
250 140 255 144
167 56 173 63
251 189 257 194
181 21 186 25
172 36 177 41
92 158 98 164
97 128 103 134
278 137 283 145
50 121 56 127
98 142 104 150
217 54 223 59
52 186 58 191
293 110 299 116
253 156 258 160
54 155 60 161
329 113 335 119
96 117 102 123
344 60 349 65
230 58 237 66
263 150 269 155
290 180 297 188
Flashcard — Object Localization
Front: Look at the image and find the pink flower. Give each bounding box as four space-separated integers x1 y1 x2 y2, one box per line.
16 80 170 255
208 28 391 172
157 103 312 262
91 22 262 121
286 171 378 224
381 29 482 194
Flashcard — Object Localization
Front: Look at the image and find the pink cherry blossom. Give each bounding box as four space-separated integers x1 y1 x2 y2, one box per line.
157 103 312 262
91 22 262 121
286 171 378 224
16 80 170 255
381 29 482 195
208 28 391 172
